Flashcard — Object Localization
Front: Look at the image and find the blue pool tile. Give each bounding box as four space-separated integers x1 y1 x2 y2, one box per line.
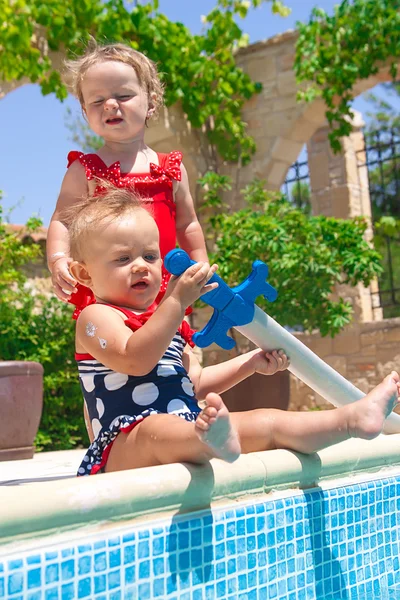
178 531 189 548
45 587 59 600
123 544 135 565
152 557 164 577
191 527 202 546
238 573 247 591
205 584 216 599
191 548 202 569
138 529 150 539
138 560 150 579
94 574 106 593
166 575 177 594
61 583 75 600
27 592 41 600
191 567 203 586
217 580 226 598
179 552 190 570
138 540 150 559
61 559 75 582
26 555 41 566
77 577 91 598
109 549 121 569
237 555 247 572
179 571 191 590
192 589 203 600
203 525 213 544
216 561 226 580
78 556 91 576
124 566 135 585
45 552 58 561
168 532 177 552
268 582 278 598
108 569 121 589
152 577 165 598
7 572 23 595
122 531 135 543
268 547 276 563
152 536 164 556
94 552 107 573
27 568 41 589
215 542 225 560
45 563 59 585
8 560 23 571
226 539 236 556
215 523 224 541
203 545 213 564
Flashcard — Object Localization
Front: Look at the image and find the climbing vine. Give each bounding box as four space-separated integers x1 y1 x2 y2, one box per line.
0 0 289 165
295 0 400 152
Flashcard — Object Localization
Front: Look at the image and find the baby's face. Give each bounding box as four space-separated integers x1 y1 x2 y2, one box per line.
84 209 162 311
81 60 149 142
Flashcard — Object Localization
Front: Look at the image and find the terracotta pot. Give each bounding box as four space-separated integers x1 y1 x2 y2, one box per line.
0 361 43 461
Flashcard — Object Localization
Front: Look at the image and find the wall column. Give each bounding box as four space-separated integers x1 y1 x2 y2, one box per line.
307 111 382 322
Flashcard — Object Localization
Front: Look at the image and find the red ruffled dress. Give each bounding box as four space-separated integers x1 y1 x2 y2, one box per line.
66 150 183 317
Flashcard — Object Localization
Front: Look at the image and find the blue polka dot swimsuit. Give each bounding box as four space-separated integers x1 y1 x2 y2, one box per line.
76 306 200 476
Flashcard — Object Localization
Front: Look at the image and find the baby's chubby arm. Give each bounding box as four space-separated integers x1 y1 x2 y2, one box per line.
76 262 218 375
175 163 208 263
184 347 290 401
47 161 88 301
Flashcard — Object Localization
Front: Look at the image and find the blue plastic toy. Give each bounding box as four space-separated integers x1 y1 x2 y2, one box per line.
164 249 278 349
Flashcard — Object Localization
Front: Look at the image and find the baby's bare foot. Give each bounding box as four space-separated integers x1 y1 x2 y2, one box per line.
195 393 241 463
348 371 400 440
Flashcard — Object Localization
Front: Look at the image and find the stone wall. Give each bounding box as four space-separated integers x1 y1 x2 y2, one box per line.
289 318 400 412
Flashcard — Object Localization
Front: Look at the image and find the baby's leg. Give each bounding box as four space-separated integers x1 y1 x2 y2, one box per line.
106 397 240 472
233 372 400 455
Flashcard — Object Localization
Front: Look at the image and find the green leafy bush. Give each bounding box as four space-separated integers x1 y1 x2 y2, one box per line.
0 201 87 451
201 178 383 337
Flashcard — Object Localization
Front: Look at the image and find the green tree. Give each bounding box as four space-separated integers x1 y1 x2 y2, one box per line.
0 0 289 166
295 0 400 152
287 181 311 215
361 82 400 220
364 82 400 130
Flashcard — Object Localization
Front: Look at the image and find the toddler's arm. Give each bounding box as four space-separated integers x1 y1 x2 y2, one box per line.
76 262 218 375
175 163 208 263
185 348 289 400
47 162 88 301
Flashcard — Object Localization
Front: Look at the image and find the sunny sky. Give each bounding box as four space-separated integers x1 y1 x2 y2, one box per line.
0 0 396 225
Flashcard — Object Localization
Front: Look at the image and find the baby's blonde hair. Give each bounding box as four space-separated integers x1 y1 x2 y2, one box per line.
65 39 164 116
62 183 153 262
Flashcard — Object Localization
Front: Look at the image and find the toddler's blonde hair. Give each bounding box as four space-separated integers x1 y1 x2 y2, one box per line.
62 183 154 262
65 39 164 116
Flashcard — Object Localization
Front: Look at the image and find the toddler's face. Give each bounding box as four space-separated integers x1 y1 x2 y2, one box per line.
81 60 149 142
83 209 162 311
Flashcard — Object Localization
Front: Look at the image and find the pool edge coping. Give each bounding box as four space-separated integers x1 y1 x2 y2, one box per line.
1 434 400 546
